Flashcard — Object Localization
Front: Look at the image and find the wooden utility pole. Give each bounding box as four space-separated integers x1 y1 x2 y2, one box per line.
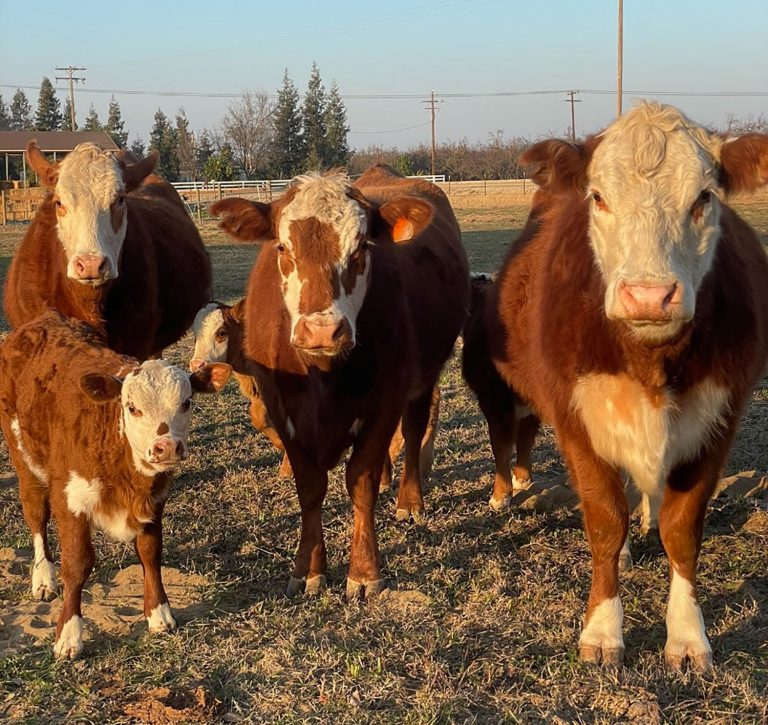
565 90 581 141
617 0 624 117
424 90 439 177
55 65 86 130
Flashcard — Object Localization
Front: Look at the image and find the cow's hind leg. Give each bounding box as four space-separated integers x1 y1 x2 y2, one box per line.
512 412 539 490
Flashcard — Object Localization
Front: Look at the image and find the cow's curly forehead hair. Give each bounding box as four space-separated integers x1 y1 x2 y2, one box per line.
121 359 191 404
57 142 123 201
280 171 368 257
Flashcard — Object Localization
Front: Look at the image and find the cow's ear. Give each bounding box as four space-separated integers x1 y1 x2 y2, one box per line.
522 135 601 194
190 362 232 394
374 197 434 244
719 134 768 196
229 298 247 323
26 140 59 189
210 198 273 242
121 150 158 192
80 373 123 402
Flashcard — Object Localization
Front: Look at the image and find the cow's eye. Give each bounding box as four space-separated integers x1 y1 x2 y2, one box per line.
276 242 286 253
181 399 191 412
117 194 126 205
691 190 712 219
215 329 228 342
127 403 143 417
55 199 62 207
591 191 609 212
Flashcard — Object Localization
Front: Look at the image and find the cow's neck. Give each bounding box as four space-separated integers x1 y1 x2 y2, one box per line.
62 277 111 333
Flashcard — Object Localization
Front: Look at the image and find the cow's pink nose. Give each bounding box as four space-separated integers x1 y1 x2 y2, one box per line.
618 281 681 320
189 357 205 372
292 315 351 352
151 438 184 463
73 255 108 280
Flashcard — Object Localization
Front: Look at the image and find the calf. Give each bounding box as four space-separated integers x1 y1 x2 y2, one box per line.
0 311 230 659
488 101 768 670
211 165 469 598
3 141 212 360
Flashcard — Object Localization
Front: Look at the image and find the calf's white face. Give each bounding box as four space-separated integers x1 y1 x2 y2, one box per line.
190 303 229 370
587 103 723 343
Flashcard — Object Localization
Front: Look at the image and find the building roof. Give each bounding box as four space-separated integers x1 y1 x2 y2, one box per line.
0 130 119 153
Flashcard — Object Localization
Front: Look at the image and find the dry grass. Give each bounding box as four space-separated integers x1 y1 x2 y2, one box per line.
0 190 767 723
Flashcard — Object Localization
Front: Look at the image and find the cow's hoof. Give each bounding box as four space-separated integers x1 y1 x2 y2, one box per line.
31 559 58 601
665 645 713 674
395 506 425 523
346 577 384 601
53 616 84 661
512 476 532 491
489 494 511 512
579 644 625 668
618 551 633 572
304 575 327 596
286 576 306 597
147 602 177 633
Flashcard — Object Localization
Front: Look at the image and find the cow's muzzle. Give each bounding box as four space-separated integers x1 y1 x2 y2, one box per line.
291 314 353 356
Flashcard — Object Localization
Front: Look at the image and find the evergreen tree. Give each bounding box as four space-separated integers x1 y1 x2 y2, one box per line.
302 62 327 170
61 98 75 131
82 104 102 131
130 136 146 159
9 89 33 130
323 81 350 168
0 95 10 131
271 70 306 177
104 97 128 147
202 143 237 182
34 77 62 131
149 109 180 181
195 129 215 176
175 108 196 180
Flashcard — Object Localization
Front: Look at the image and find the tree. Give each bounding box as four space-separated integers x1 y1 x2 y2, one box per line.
202 143 236 182
175 109 197 180
271 70 306 178
323 81 350 168
9 89 33 130
104 97 128 147
34 77 63 131
195 129 215 177
0 95 10 131
302 62 327 170
82 104 102 131
61 98 75 131
149 109 179 181
221 91 274 178
130 136 146 158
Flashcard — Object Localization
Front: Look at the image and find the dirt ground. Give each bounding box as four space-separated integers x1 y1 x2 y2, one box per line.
0 187 767 723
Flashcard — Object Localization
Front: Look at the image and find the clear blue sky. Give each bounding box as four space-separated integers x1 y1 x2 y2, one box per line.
1 0 766 151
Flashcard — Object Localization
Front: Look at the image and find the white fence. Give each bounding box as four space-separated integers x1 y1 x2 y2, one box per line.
171 174 447 193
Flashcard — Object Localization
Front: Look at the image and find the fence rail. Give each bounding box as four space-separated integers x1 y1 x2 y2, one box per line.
169 174 447 193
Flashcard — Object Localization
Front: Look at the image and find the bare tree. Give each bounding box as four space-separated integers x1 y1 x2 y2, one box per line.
221 91 274 178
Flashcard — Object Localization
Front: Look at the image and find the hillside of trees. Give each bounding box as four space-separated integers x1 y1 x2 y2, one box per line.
2 75 766 183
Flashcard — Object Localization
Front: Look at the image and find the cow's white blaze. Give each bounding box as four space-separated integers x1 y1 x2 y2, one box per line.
121 360 194 475
587 103 724 342
55 143 127 282
191 304 228 364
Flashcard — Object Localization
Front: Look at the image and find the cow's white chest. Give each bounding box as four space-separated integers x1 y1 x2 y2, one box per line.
572 375 729 496
64 472 137 542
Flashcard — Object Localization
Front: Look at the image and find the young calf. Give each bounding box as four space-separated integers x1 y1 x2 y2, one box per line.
0 311 230 659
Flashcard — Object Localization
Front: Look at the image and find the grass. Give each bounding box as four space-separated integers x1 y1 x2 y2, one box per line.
0 190 767 723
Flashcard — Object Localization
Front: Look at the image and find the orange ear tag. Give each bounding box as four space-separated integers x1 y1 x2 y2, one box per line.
392 217 414 243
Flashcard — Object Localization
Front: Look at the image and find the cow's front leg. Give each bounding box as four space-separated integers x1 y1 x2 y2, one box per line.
135 508 176 634
52 507 94 660
285 447 329 596
561 434 628 667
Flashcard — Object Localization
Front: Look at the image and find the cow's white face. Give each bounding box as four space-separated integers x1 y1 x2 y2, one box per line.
52 143 128 285
121 360 194 474
190 303 229 370
587 104 723 343
276 173 372 358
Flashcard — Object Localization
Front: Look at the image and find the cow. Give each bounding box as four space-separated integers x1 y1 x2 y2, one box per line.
0 311 230 659
3 141 212 360
487 101 768 671
461 273 540 510
190 299 442 486
210 164 469 598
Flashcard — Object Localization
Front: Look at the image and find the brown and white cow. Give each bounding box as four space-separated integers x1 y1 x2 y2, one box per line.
211 165 469 598
488 102 768 671
3 141 212 360
0 311 230 659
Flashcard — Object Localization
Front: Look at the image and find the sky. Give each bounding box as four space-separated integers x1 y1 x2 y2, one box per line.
1 0 766 152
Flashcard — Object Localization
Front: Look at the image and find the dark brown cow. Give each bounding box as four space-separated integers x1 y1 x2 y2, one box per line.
3 141 212 360
488 101 768 671
211 164 469 598
0 311 230 659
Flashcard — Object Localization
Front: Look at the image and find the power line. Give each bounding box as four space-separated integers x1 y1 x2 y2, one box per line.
349 122 430 135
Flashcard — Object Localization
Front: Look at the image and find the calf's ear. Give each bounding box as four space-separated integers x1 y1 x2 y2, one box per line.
373 197 434 243
121 150 158 192
26 140 59 189
210 198 273 242
719 134 768 196
190 362 232 394
80 373 123 402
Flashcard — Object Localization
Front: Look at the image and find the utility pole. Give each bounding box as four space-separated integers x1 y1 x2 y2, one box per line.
617 0 624 117
565 90 581 141
423 90 441 177
55 66 86 130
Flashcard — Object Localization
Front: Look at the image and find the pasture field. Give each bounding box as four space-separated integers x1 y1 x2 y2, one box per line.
0 188 767 723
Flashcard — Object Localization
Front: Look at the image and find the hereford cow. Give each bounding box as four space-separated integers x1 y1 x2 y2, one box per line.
190 299 442 486
461 273 540 510
0 311 230 659
488 101 768 671
211 165 469 598
3 141 212 360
